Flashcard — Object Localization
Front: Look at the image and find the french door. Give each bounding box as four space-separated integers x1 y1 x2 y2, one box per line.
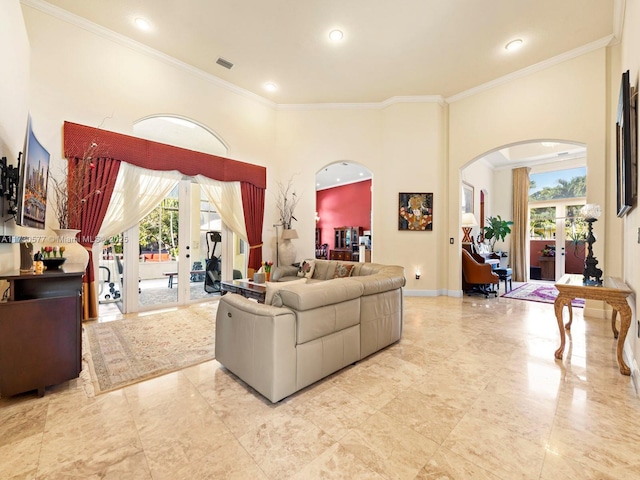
119 179 223 313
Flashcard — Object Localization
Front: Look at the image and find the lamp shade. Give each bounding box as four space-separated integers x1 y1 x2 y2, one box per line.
580 204 602 220
461 213 478 227
281 228 299 240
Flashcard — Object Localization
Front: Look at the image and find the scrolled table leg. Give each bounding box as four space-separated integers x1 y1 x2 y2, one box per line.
554 295 572 360
610 301 631 375
611 308 619 339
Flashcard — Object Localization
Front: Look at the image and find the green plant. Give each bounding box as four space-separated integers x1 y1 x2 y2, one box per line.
483 215 514 251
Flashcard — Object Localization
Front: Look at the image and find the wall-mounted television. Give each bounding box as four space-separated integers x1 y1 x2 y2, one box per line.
616 70 637 217
16 116 50 229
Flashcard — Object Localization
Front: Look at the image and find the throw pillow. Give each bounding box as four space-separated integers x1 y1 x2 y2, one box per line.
264 278 307 305
333 263 355 279
296 259 316 279
271 291 284 308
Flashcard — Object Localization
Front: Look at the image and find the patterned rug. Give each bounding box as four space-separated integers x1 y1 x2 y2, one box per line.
502 283 585 307
82 300 218 395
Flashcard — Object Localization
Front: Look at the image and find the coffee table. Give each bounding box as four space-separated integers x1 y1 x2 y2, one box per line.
220 279 266 303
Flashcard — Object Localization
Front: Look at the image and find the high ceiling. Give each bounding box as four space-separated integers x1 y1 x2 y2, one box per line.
30 0 619 105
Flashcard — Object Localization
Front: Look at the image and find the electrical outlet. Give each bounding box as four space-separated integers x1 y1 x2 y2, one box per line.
450 237 454 244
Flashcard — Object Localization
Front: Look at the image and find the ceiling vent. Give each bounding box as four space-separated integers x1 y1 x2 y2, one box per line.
216 57 234 70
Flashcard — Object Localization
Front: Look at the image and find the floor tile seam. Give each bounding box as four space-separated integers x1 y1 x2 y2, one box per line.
121 378 209 473
302 385 379 443
430 444 500 479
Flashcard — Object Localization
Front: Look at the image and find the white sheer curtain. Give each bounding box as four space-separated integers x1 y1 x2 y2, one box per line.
97 162 183 240
195 175 248 243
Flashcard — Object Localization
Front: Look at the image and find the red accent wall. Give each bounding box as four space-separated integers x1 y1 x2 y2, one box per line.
530 239 585 275
316 180 371 248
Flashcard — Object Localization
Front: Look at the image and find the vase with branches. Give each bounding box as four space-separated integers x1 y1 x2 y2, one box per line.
49 141 105 230
275 178 300 229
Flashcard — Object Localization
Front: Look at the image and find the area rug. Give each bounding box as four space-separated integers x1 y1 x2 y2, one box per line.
502 282 585 308
82 301 218 395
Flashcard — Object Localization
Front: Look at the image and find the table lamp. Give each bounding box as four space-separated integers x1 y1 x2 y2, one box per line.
461 213 478 243
580 204 603 285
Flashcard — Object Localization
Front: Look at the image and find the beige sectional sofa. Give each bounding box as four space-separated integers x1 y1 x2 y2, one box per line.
215 260 405 402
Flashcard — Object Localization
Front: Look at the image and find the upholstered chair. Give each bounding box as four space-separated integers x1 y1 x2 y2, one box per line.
461 249 499 297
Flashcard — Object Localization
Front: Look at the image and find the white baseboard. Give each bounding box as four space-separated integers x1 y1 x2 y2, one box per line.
403 289 445 297
625 347 640 396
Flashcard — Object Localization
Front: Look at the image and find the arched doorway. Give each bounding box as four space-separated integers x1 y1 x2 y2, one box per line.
315 162 373 262
98 115 237 316
460 140 587 288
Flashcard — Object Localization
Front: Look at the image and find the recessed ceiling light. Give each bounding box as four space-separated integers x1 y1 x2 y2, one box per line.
329 29 344 41
135 17 151 31
505 39 523 51
264 82 277 92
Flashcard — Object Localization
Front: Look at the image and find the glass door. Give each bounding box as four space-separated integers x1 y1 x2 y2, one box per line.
530 206 557 281
137 186 180 310
563 205 587 276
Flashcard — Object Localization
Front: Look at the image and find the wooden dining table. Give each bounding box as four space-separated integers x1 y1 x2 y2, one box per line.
554 274 633 375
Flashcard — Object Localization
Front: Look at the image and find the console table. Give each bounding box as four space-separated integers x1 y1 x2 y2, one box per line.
0 266 84 397
554 274 633 375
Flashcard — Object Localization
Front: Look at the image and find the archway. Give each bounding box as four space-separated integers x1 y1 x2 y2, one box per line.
98 115 233 316
315 161 373 262
460 140 587 290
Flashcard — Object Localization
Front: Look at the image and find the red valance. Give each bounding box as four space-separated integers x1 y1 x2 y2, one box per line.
63 121 266 189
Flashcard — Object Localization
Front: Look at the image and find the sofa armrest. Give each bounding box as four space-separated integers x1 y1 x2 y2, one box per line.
271 265 299 282
278 278 364 311
352 273 406 295
215 293 297 402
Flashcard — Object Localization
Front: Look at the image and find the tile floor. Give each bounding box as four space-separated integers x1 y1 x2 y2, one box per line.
2 295 640 479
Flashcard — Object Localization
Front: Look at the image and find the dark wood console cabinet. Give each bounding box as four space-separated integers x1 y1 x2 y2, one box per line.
0 267 84 397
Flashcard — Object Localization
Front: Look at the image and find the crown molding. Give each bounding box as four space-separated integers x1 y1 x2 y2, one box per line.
277 95 445 111
446 35 615 104
21 0 617 112
612 0 625 45
20 0 278 109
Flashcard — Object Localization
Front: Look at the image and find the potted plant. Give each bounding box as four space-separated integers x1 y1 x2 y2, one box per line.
483 215 514 251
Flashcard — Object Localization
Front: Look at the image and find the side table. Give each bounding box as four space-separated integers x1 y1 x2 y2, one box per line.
554 274 633 375
494 268 512 293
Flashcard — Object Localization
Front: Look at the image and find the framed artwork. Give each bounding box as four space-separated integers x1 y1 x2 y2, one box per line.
398 192 433 231
462 181 474 214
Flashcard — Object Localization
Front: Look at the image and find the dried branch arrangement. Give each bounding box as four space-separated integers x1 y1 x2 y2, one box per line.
275 178 300 229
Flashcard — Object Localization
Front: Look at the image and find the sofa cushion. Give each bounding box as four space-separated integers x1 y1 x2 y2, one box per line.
333 263 355 278
265 278 307 305
297 259 316 279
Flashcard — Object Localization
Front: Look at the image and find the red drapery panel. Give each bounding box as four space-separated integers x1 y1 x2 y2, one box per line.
68 157 120 319
64 121 266 189
241 182 265 270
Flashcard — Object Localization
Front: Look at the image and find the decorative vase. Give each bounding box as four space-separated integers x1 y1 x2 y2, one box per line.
278 228 298 267
51 229 89 269
278 240 297 267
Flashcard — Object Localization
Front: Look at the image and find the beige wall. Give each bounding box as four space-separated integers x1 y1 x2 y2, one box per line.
618 0 640 382
448 49 609 295
2 3 633 324
460 159 494 245
275 101 446 294
0 0 30 275
19 4 278 255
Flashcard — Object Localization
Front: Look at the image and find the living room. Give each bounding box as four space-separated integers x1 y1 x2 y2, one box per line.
2 0 640 477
